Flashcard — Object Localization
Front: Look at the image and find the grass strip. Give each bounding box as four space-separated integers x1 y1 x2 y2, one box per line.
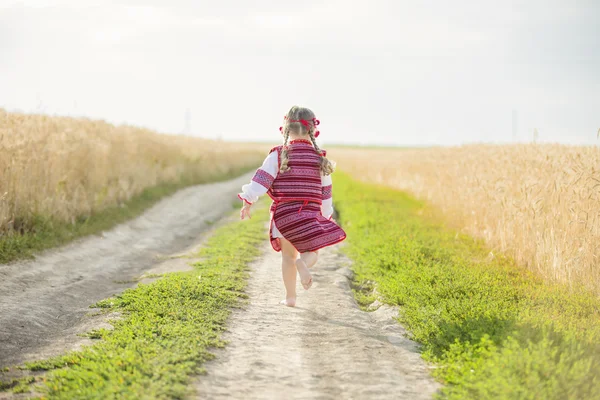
0 376 35 392
334 172 600 400
1 200 269 399
0 165 254 264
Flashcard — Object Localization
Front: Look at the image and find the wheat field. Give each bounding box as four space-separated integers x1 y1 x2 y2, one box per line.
0 109 263 234
334 144 600 292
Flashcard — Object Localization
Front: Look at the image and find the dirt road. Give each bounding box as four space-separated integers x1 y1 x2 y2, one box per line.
0 173 253 368
194 243 440 399
1 172 440 399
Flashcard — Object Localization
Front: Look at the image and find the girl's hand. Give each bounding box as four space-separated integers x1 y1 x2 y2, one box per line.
240 202 252 220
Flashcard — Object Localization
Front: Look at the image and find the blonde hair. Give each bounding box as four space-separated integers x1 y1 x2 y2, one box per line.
280 106 335 175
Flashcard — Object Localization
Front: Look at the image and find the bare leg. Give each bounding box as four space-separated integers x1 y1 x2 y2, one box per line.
280 238 298 307
300 251 318 269
295 258 313 290
293 248 313 291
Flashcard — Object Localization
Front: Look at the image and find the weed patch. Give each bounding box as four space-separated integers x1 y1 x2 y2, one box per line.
335 172 600 399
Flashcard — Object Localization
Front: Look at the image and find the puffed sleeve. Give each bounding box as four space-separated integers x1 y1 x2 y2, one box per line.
238 150 279 204
321 174 334 219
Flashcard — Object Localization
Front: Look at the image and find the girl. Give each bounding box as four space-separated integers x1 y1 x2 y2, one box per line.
238 106 347 307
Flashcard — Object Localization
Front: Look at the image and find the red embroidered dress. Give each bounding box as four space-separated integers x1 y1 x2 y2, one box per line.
238 140 346 253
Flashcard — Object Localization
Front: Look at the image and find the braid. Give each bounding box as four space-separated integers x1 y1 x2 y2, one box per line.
279 130 291 173
308 131 335 176
308 130 321 153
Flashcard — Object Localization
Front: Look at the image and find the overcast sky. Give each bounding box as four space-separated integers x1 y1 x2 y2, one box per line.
1 0 598 146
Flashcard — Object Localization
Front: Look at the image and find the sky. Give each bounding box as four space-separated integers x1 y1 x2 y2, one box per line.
1 0 599 146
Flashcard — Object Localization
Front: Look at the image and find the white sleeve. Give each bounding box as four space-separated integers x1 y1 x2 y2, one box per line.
321 174 334 219
238 151 279 204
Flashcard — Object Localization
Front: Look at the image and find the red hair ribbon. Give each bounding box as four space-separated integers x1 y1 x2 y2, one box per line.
279 116 322 137
289 119 311 128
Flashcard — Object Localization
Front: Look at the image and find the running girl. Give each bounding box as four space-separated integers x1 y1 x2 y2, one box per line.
238 105 347 307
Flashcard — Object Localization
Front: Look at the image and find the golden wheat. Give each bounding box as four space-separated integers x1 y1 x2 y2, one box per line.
334 144 600 291
0 109 263 233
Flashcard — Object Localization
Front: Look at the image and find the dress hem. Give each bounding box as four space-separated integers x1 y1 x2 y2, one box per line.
270 217 346 254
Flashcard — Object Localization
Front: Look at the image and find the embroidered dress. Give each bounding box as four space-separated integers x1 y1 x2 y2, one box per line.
238 140 346 253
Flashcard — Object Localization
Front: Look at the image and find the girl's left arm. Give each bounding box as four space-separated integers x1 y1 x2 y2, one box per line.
321 174 334 219
238 151 278 206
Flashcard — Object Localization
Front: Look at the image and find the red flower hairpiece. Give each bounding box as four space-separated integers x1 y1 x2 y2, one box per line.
312 118 321 137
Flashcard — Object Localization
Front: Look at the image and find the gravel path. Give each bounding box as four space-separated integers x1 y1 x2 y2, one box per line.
194 241 441 399
0 173 253 368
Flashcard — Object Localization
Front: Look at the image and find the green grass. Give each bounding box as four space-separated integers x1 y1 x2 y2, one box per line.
0 165 254 264
334 172 600 400
0 376 36 393
0 200 269 399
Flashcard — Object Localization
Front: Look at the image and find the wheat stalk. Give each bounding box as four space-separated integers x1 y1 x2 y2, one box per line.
0 109 263 235
334 144 600 293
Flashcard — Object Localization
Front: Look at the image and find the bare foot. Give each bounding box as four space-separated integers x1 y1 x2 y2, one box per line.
296 259 313 290
279 298 296 307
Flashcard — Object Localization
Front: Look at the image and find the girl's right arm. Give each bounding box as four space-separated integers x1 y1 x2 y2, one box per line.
238 151 278 206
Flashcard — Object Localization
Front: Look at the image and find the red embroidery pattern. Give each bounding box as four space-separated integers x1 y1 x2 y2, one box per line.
268 143 323 204
263 140 346 253
269 201 346 253
322 184 332 200
252 169 275 189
